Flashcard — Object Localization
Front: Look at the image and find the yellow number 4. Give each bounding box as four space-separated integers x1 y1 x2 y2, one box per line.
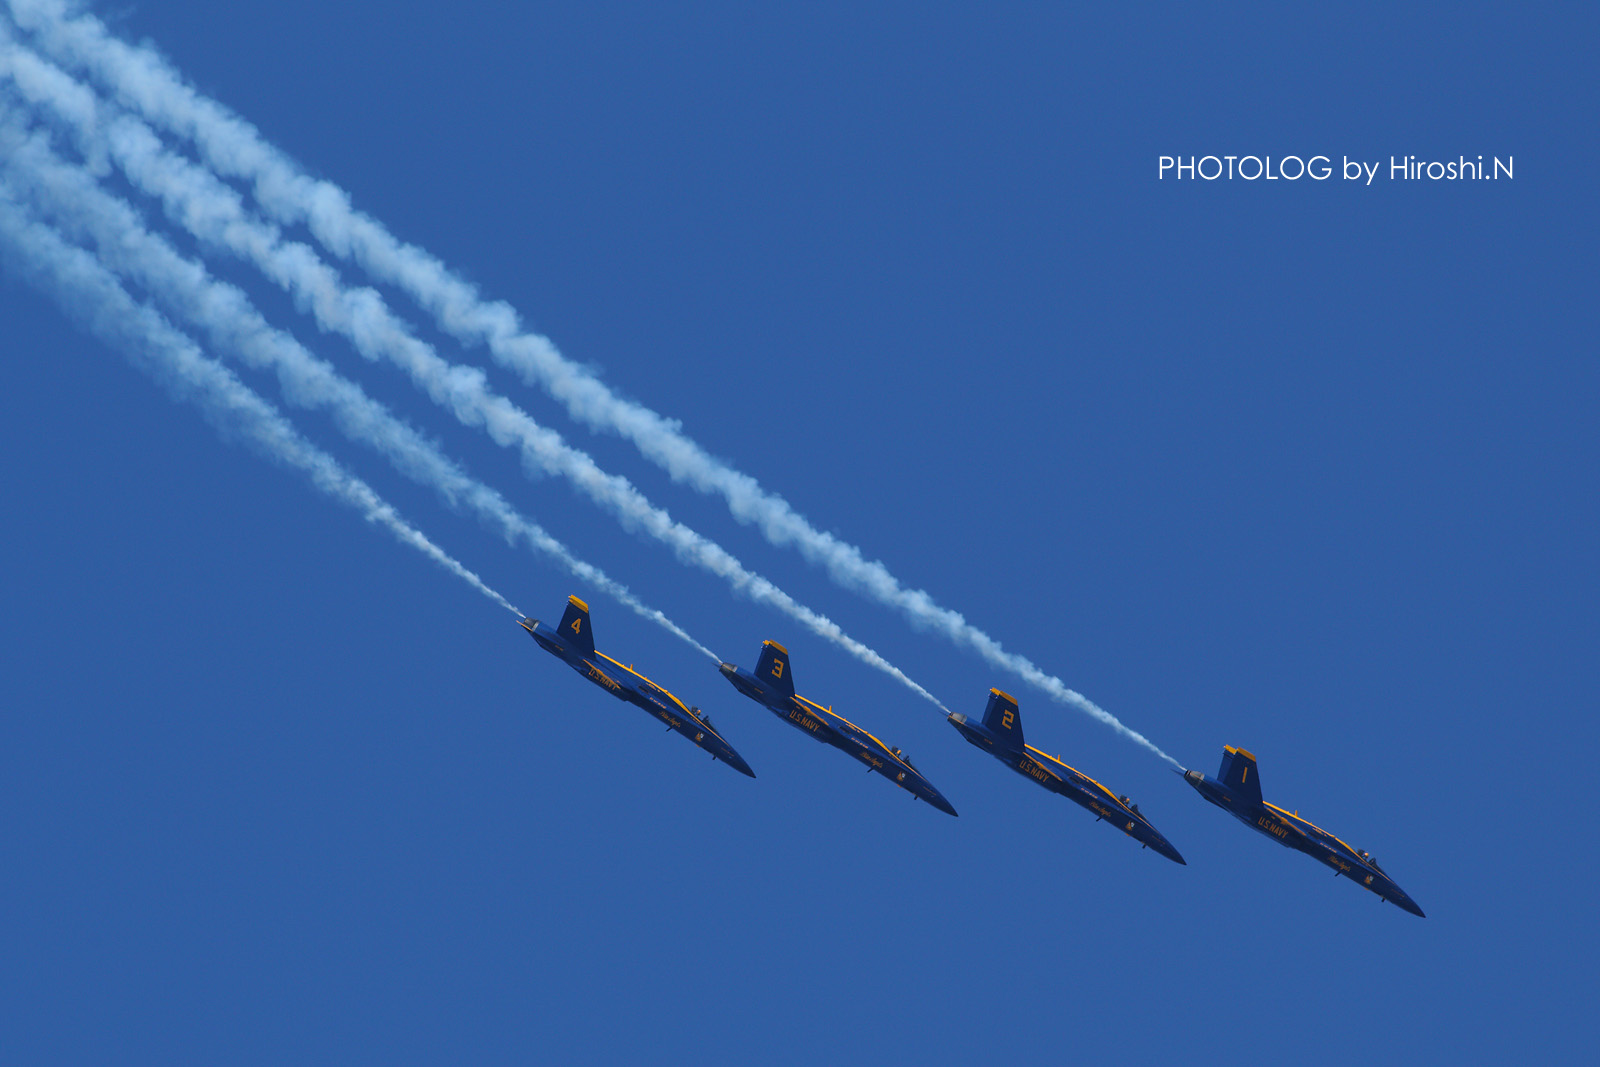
570 617 582 635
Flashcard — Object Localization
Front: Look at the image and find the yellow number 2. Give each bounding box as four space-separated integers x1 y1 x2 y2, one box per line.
1002 710 1015 729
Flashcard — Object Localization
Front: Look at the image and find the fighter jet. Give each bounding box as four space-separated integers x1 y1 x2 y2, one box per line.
948 689 1185 863
719 641 957 815
1182 747 1424 916
521 596 755 777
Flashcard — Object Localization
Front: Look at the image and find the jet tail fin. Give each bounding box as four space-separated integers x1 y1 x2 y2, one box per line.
557 595 596 657
1218 746 1263 806
754 640 795 699
980 689 1025 755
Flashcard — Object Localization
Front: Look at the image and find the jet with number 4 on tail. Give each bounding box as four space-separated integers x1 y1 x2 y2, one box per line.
521 596 755 777
948 689 1185 863
1182 747 1424 916
719 641 957 815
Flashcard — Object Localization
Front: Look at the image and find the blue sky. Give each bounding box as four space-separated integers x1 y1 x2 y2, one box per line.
1 2 1595 1063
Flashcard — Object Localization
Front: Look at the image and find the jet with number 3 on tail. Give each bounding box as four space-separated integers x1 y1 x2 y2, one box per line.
521 596 755 777
948 689 1185 863
1183 747 1424 916
719 641 957 815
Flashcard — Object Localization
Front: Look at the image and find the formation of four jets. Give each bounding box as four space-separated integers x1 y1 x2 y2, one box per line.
521 595 1423 917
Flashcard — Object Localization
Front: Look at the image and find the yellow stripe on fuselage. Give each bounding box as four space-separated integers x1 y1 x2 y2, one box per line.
795 695 916 775
1020 745 1066 782
1263 803 1357 854
596 652 690 715
1031 749 1135 814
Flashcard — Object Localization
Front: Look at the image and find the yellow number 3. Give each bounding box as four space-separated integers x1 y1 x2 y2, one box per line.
772 661 784 678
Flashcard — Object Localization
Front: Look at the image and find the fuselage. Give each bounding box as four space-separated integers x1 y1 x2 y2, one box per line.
523 618 755 777
1184 768 1423 916
719 661 957 815
948 712 1184 863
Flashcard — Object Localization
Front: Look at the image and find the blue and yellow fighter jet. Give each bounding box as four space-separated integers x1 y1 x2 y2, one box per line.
521 596 755 778
719 641 957 815
1183 747 1424 916
948 689 1185 863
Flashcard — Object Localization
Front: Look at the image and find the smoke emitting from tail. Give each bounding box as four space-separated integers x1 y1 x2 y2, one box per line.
0 91 720 663
0 0 1170 759
1 0 1181 759
0 28 944 712
0 183 520 617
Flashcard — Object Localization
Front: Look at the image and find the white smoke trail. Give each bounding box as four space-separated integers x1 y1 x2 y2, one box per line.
0 98 717 662
0 29 948 715
0 184 521 617
2 1 1175 760
3 2 1164 767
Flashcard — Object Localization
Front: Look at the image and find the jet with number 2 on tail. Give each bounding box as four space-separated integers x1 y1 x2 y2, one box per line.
1183 747 1424 916
719 641 957 815
948 689 1185 863
521 596 755 777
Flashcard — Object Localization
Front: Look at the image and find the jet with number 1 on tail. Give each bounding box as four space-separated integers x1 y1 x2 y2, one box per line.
948 689 1185 863
719 641 957 815
1182 747 1424 916
520 596 755 777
